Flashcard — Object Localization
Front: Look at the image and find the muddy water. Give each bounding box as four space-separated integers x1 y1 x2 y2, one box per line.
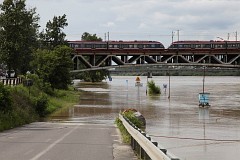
50 76 240 160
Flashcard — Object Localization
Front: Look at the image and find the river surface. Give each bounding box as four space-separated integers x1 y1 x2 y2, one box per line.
50 76 240 160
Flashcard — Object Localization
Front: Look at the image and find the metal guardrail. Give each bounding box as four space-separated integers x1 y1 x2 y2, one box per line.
119 114 180 160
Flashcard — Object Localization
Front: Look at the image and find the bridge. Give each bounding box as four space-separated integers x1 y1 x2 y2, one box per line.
71 48 240 72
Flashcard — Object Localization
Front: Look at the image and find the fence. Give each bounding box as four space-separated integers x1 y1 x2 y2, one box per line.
119 114 180 160
0 77 23 86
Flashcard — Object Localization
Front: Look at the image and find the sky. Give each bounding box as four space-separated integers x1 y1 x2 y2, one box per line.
1 0 240 47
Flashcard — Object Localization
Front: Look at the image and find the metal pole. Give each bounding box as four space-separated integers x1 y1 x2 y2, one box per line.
203 66 205 94
146 76 148 95
168 71 170 99
177 30 180 41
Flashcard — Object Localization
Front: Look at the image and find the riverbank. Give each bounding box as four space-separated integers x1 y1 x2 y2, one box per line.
0 83 80 132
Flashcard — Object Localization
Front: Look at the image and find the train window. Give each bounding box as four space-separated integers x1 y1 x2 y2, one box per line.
109 44 113 48
215 44 223 48
122 44 129 48
178 44 183 48
129 44 133 48
138 44 143 48
95 44 106 48
85 44 92 48
228 44 236 48
203 44 211 48
195 44 201 48
134 44 138 48
151 44 155 48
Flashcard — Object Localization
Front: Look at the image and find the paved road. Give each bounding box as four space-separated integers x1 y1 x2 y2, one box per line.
0 122 137 160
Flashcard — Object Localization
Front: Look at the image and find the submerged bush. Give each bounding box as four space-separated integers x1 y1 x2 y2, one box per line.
147 80 161 95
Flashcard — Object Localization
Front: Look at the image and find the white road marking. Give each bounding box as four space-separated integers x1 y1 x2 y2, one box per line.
30 125 78 160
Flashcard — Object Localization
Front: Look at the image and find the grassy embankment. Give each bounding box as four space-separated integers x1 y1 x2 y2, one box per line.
0 77 80 132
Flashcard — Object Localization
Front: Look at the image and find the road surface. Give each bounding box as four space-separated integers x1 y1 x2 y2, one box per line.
0 121 136 160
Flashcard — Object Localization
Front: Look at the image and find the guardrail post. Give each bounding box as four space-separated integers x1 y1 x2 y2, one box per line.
131 136 135 150
140 147 144 159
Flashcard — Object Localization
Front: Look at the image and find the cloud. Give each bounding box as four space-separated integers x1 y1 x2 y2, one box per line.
1 0 240 44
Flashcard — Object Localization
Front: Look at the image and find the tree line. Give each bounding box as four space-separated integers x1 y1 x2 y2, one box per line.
0 0 107 91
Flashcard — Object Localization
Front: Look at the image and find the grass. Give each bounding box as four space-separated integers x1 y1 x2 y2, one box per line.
0 82 80 132
115 110 144 144
48 87 80 116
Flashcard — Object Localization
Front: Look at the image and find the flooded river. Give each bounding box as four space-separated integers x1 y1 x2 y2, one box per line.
50 76 240 160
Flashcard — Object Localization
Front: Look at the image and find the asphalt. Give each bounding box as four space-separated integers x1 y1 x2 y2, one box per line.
0 122 138 160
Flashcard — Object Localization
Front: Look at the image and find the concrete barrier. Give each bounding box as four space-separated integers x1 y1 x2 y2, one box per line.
119 114 180 160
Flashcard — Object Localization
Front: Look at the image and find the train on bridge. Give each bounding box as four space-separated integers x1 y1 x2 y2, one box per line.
69 40 240 51
69 40 240 69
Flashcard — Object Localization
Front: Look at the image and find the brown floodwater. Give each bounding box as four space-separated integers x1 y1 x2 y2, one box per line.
49 76 240 160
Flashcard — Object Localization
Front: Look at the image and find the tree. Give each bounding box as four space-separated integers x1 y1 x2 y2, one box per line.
34 45 73 90
0 0 39 74
77 32 108 82
81 32 102 41
40 14 68 49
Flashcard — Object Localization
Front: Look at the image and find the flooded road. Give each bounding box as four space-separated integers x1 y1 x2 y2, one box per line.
50 76 240 160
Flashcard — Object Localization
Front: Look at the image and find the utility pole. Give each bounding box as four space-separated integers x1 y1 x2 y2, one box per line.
177 30 180 41
107 32 110 42
235 31 238 41
172 31 174 43
227 33 230 41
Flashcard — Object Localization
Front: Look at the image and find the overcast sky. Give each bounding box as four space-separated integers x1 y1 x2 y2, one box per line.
2 0 240 47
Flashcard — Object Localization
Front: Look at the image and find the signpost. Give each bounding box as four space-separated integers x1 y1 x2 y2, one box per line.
199 66 210 107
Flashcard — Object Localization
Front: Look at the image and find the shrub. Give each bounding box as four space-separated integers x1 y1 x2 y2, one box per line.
34 94 48 117
123 110 143 128
147 80 161 95
0 83 12 112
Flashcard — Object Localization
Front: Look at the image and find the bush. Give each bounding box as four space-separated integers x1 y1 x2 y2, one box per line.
0 83 12 112
147 80 161 95
123 110 143 128
34 94 49 117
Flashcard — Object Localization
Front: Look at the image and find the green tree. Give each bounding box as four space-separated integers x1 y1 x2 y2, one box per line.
81 32 102 41
40 14 68 49
0 0 39 74
34 45 73 90
77 32 108 82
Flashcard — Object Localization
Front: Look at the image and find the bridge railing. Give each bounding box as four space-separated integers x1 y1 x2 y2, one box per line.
119 114 180 160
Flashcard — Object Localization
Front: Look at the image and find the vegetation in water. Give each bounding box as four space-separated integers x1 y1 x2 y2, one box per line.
147 80 161 95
